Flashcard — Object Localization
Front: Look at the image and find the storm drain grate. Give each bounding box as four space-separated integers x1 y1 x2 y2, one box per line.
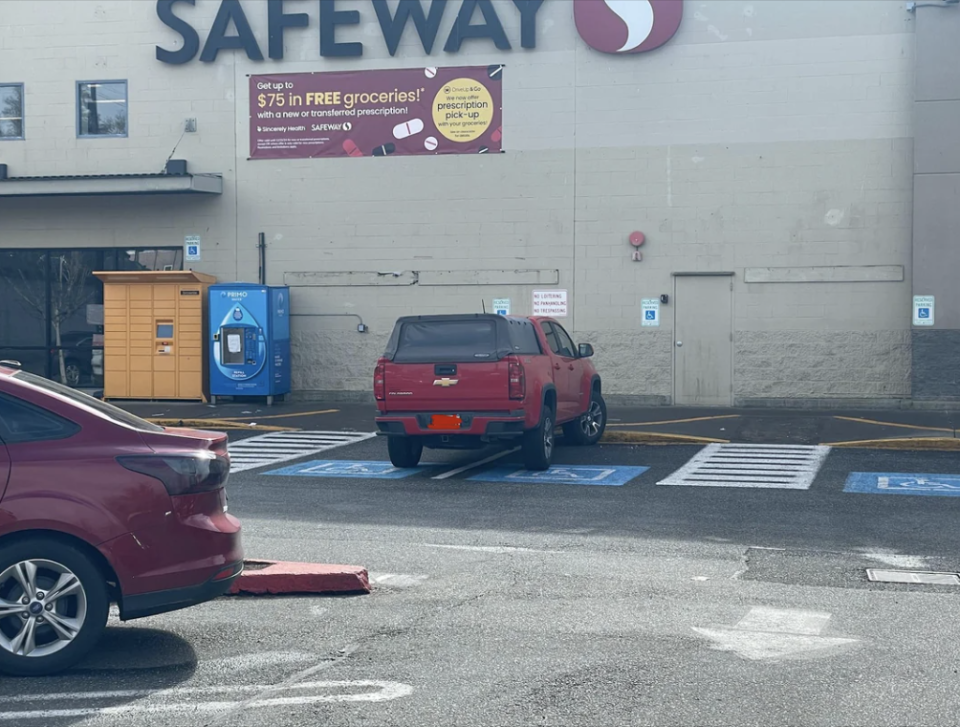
866 569 960 585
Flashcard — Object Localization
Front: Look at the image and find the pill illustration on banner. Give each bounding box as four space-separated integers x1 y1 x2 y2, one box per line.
487 64 504 80
478 146 489 154
491 126 502 143
342 139 363 157
393 118 425 139
424 67 437 78
373 143 396 157
424 136 439 151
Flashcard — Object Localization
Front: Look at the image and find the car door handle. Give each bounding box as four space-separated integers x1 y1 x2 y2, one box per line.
554 363 561 370
568 364 575 370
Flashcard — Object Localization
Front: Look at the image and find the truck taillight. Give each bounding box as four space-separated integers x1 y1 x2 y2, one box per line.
507 356 525 400
374 358 387 401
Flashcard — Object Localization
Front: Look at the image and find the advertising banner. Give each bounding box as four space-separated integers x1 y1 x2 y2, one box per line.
250 65 503 160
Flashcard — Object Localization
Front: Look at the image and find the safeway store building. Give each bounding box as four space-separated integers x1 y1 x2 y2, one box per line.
1 0 958 407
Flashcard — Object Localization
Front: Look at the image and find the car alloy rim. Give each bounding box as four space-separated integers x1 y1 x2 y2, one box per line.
579 401 604 438
65 365 81 387
544 418 554 458
0 559 87 658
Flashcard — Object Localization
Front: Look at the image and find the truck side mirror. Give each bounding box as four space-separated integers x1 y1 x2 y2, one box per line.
578 343 594 358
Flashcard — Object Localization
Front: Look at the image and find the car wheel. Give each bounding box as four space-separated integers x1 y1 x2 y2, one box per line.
0 539 109 677
522 407 554 471
63 361 82 388
563 392 607 446
387 437 423 469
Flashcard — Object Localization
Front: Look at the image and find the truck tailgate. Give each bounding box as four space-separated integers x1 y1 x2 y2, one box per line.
382 362 512 412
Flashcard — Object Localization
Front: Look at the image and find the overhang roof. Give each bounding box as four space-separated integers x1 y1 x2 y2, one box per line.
0 169 222 198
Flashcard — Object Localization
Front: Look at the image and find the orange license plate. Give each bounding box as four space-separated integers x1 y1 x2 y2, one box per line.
429 414 462 430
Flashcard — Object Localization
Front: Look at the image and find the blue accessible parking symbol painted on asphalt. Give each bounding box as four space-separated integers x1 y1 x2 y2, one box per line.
845 472 960 497
469 465 649 487
265 460 427 479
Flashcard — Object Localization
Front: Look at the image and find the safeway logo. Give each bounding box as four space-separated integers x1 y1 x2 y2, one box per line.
574 0 683 55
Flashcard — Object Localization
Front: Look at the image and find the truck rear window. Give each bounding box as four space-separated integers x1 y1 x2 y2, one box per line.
395 320 498 363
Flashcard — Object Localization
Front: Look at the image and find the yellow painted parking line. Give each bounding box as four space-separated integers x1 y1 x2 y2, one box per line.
825 437 960 450
601 431 729 445
832 416 954 434
608 414 740 428
147 418 297 432
217 408 339 422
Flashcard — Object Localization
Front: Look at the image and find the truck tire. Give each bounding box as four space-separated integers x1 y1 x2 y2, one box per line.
563 392 607 446
387 437 423 469
522 407 554 471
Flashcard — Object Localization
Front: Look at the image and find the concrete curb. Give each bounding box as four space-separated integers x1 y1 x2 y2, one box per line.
826 437 960 451
227 559 371 596
600 431 729 445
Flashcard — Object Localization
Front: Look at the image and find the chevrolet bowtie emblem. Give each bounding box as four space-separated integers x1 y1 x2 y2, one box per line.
433 378 459 387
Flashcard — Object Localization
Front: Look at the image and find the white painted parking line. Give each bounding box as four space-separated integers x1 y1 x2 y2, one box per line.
369 573 429 588
423 543 561 554
658 444 831 489
0 681 413 721
432 447 519 480
229 431 376 473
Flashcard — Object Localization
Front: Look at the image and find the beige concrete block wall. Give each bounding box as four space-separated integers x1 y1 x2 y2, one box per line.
0 0 917 404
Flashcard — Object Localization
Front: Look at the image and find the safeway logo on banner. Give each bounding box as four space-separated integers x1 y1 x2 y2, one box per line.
574 0 683 55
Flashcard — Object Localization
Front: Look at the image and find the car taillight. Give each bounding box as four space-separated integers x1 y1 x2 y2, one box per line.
374 358 387 401
507 356 525 400
118 453 230 496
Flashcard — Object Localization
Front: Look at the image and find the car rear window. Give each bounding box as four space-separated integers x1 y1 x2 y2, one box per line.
11 371 164 432
394 320 500 363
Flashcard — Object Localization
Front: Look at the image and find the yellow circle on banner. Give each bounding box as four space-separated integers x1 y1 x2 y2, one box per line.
432 78 494 143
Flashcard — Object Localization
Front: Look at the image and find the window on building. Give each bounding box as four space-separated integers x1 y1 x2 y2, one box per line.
0 84 24 140
0 247 182 388
77 81 127 137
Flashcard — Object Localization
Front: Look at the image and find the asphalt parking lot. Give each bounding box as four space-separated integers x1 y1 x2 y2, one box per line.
6 432 960 726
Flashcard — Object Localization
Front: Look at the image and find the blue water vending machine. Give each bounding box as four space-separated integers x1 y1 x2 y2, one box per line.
209 284 291 405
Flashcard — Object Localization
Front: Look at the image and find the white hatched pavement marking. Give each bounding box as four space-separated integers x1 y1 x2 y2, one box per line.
228 431 376 473
658 443 831 489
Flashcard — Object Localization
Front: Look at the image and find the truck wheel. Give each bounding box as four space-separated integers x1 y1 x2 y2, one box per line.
563 393 607 446
0 538 110 677
522 407 554 471
387 437 423 469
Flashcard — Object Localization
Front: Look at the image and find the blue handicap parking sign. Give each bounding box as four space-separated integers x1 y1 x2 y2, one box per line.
266 460 426 479
645 311 656 320
918 308 931 319
845 472 960 497
469 465 648 487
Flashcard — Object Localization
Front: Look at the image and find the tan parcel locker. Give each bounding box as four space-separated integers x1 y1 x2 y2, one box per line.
94 271 216 401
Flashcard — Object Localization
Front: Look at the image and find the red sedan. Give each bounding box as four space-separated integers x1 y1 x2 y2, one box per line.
0 363 242 676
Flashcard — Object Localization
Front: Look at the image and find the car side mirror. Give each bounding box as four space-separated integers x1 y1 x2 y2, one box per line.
578 343 594 358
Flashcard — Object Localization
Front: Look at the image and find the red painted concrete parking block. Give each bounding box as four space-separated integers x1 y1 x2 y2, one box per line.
228 559 371 595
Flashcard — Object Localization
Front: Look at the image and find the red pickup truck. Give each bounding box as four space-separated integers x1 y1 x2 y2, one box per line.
374 314 606 470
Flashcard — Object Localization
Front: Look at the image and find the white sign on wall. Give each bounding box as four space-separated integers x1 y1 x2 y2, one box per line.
184 235 202 262
913 295 935 327
493 298 511 316
533 290 568 317
641 299 660 327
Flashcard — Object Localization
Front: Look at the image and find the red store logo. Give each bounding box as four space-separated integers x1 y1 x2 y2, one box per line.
574 0 683 55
